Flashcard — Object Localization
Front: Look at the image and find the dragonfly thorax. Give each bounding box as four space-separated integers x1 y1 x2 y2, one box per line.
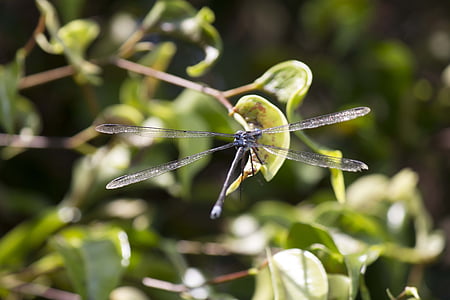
233 129 262 149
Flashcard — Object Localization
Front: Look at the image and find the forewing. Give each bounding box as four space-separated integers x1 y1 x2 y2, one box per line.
96 124 235 138
106 143 235 189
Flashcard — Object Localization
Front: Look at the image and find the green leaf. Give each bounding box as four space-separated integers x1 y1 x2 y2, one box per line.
319 149 346 203
269 249 328 300
35 0 101 84
254 60 312 120
285 222 340 253
314 202 389 245
0 49 25 133
285 222 347 274
252 267 274 300
138 0 222 77
344 248 381 300
51 226 129 300
173 90 214 196
227 95 290 194
0 209 66 268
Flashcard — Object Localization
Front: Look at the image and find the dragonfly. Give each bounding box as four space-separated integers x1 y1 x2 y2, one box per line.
96 106 370 219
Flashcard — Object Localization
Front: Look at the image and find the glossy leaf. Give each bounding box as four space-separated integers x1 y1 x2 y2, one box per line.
35 0 101 84
227 95 290 194
51 226 129 300
254 60 312 120
270 249 328 300
0 49 25 133
138 0 222 77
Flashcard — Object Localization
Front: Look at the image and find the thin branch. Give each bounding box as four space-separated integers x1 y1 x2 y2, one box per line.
113 58 235 113
4 279 81 300
23 15 46 55
0 127 98 154
142 277 188 293
207 268 258 285
19 65 75 89
0 133 73 149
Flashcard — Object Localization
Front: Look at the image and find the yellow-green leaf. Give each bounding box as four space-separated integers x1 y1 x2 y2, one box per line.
227 95 289 194
319 149 346 203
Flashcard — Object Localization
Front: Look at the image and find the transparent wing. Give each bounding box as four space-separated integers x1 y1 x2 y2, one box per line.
261 107 370 134
96 124 235 139
106 143 235 189
258 143 368 172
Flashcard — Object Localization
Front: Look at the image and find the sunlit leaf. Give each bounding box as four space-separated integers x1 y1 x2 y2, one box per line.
270 249 328 300
254 60 312 120
227 95 290 194
387 286 421 300
137 0 222 77
319 149 346 203
51 226 129 300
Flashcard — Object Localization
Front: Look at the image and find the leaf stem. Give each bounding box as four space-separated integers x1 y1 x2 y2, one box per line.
222 82 259 98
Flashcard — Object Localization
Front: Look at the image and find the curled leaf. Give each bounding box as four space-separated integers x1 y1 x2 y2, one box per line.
227 95 289 194
35 0 101 84
131 0 222 77
254 60 312 119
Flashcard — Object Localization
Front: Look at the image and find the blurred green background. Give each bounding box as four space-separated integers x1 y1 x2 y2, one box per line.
0 0 449 299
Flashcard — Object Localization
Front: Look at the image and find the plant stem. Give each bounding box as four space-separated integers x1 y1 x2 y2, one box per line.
23 15 46 55
19 65 75 89
113 58 235 113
